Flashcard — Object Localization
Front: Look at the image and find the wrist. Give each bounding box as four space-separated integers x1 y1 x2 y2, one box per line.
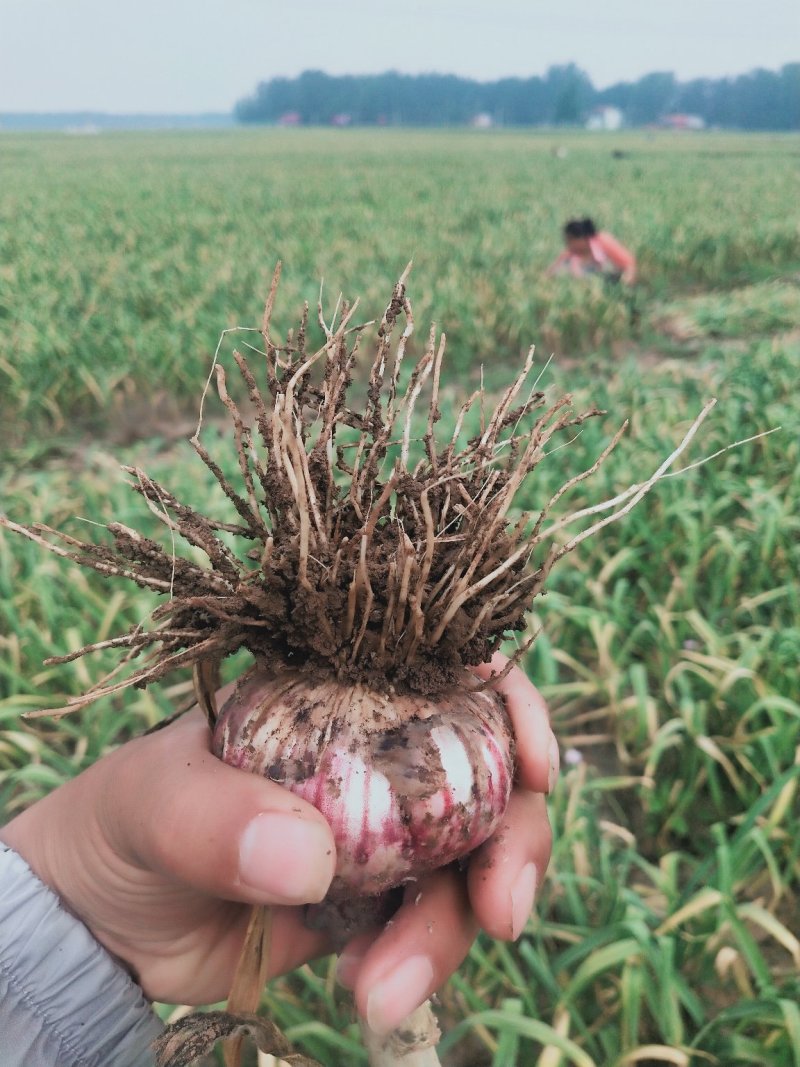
0 845 162 1066
1 765 132 969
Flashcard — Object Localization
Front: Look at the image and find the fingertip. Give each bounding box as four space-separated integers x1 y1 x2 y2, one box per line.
473 859 538 941
363 955 435 1036
468 792 551 939
467 849 515 940
351 871 476 1029
237 809 336 905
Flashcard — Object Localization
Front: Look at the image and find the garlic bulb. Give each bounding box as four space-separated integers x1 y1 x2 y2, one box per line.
213 666 515 895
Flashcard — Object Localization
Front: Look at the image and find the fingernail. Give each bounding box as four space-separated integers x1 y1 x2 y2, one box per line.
336 947 366 990
547 733 560 793
239 812 334 904
510 862 538 940
366 955 435 1036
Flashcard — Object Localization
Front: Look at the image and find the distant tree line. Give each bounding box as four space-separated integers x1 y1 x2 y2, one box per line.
235 64 799 130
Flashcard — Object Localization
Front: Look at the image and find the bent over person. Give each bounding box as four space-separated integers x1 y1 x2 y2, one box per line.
548 217 637 285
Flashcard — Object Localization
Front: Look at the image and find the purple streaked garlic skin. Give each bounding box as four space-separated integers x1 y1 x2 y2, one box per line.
212 667 515 896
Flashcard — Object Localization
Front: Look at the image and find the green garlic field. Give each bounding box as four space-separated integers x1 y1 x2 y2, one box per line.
1 128 799 1066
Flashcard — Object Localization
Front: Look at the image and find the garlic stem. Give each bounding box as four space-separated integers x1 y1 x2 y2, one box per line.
224 904 273 1067
360 1000 443 1067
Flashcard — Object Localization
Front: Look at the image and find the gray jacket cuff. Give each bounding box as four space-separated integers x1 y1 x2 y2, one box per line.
0 844 163 1066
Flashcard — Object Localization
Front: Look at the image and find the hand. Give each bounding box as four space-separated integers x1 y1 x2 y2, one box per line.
337 652 556 1035
0 704 337 1005
0 653 555 1032
621 265 637 285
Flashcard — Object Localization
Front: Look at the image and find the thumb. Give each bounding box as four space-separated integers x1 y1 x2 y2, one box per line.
102 710 337 906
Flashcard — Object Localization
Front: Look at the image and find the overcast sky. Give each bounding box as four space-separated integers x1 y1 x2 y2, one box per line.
1 0 797 113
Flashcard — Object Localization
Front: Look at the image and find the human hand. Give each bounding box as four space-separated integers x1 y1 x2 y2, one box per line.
0 653 555 1032
621 265 637 285
0 704 337 1005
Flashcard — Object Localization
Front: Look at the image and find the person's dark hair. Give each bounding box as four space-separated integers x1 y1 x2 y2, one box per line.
564 217 597 239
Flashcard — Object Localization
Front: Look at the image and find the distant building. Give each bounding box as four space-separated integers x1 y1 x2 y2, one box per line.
278 111 302 127
471 112 494 129
586 106 624 131
660 113 705 130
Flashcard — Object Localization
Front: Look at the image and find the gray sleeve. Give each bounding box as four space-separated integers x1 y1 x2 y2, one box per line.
0 845 164 1067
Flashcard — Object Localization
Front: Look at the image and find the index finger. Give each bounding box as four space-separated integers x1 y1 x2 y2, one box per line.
473 652 558 794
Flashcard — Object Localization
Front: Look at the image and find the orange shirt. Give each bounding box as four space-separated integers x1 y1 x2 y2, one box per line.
552 231 636 277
